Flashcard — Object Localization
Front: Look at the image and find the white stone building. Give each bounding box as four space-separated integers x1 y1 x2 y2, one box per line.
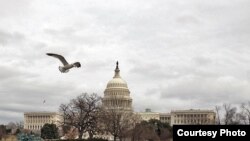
24 112 60 132
138 109 216 126
170 109 216 126
102 61 133 112
160 113 171 124
137 109 160 121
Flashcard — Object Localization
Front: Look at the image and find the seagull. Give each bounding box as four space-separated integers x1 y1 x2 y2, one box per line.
46 53 81 73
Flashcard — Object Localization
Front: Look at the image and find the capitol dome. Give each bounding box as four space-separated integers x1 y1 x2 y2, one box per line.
102 61 133 111
106 78 128 88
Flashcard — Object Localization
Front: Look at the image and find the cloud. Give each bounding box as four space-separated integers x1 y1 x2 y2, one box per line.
1 0 250 124
0 0 31 17
0 30 25 46
160 76 250 107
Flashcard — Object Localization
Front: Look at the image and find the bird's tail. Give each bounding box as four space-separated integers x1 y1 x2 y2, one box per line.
73 62 81 68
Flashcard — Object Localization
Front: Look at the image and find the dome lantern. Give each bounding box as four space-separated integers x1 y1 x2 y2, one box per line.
113 61 120 78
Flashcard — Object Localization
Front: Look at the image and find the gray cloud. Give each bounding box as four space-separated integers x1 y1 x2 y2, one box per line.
156 76 249 113
0 30 25 46
1 0 250 124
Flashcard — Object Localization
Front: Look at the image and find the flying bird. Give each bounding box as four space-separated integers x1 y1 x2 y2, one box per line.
46 53 81 73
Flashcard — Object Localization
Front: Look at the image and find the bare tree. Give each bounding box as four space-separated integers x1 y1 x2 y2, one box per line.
6 122 18 134
130 120 163 141
215 106 221 125
131 121 146 141
223 104 239 125
241 101 250 124
15 121 24 130
100 107 139 141
59 104 70 136
64 127 78 140
215 103 250 125
6 122 16 130
0 125 6 140
238 101 250 124
59 93 101 139
120 113 141 141
85 109 104 139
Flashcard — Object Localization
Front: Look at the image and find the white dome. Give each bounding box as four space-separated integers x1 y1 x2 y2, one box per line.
102 61 133 112
105 61 129 89
106 78 128 88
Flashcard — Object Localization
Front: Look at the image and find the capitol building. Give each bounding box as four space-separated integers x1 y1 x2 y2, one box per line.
102 62 133 112
24 62 216 132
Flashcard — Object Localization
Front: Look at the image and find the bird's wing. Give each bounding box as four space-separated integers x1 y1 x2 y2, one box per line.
46 53 69 66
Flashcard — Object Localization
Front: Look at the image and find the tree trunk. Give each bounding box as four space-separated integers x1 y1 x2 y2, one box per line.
88 131 93 139
114 135 117 141
79 131 83 139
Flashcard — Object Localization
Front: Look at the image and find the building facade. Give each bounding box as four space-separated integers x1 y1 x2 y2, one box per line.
102 61 133 112
137 109 160 121
170 109 216 126
24 112 60 132
160 113 171 124
138 109 216 126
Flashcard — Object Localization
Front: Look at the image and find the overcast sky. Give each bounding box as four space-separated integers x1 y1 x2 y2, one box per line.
0 0 250 124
